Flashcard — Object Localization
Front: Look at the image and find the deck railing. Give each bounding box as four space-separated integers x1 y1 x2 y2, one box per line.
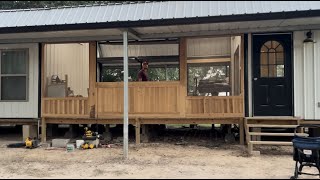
41 83 244 119
42 97 89 118
186 96 244 117
96 82 180 117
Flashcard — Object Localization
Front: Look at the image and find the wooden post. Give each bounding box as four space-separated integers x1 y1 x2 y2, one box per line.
88 42 97 118
239 118 244 145
240 35 245 97
248 142 253 155
41 118 46 143
135 118 141 145
244 118 250 145
179 38 187 117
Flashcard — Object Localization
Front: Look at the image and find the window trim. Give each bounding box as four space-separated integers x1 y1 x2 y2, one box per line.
0 48 29 102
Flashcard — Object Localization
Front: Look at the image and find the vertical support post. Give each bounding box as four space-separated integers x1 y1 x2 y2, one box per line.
135 118 141 145
123 31 129 159
89 42 97 118
41 118 46 143
239 118 244 145
179 38 187 116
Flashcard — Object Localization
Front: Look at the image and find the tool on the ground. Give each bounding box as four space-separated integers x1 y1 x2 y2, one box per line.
81 127 101 149
7 137 39 149
25 137 39 149
82 127 98 140
81 143 95 149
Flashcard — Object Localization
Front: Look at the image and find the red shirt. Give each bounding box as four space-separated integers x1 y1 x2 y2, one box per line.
138 69 148 81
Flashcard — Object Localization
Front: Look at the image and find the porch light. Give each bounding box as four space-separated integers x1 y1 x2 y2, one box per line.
303 31 314 43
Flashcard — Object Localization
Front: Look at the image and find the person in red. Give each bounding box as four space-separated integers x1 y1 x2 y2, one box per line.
138 60 149 81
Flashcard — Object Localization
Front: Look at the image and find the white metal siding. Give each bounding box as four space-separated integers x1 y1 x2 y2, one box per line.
294 31 320 120
45 43 89 97
187 37 231 58
0 43 39 118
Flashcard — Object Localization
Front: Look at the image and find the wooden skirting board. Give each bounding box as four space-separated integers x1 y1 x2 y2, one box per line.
41 117 245 146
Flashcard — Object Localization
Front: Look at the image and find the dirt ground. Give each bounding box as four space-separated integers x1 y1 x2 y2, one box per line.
0 126 319 179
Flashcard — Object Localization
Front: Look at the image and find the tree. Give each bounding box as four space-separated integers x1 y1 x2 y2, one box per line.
0 1 161 10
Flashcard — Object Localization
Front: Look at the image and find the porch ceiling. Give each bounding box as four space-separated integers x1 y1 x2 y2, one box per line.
0 17 320 43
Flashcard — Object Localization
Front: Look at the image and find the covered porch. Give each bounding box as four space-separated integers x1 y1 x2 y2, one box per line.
39 33 246 144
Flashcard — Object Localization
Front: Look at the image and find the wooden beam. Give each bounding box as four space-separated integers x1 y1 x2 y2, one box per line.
240 34 245 116
250 141 293 145
249 132 308 137
300 120 320 124
246 124 298 128
179 37 187 117
187 58 231 64
88 42 97 118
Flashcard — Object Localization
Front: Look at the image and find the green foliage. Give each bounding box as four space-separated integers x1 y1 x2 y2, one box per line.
101 66 179 82
0 1 161 10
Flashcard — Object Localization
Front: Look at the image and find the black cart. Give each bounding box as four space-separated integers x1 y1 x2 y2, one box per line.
291 125 320 179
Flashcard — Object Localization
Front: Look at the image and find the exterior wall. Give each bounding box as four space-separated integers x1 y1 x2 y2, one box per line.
187 37 231 57
44 43 89 97
294 31 320 120
0 43 39 118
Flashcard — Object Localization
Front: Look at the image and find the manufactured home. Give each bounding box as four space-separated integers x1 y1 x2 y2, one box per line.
0 1 320 153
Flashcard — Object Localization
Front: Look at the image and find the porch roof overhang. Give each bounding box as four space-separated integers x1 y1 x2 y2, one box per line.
0 16 320 44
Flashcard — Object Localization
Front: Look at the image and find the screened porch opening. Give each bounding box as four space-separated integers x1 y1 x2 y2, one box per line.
42 43 90 117
97 39 180 82
187 36 242 97
185 36 244 117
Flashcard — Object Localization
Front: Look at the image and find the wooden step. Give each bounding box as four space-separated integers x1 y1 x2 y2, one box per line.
250 141 293 145
245 116 300 120
246 124 298 128
249 132 308 137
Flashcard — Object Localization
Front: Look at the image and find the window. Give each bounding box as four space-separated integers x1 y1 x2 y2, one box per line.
0 49 28 101
188 63 230 96
260 41 284 78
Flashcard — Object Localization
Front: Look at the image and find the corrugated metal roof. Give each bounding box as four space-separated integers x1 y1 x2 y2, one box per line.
0 1 320 28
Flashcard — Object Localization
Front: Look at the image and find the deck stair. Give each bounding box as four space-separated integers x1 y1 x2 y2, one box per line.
244 117 306 155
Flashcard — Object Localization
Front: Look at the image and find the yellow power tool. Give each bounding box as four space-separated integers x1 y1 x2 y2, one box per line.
81 143 95 149
25 137 39 149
